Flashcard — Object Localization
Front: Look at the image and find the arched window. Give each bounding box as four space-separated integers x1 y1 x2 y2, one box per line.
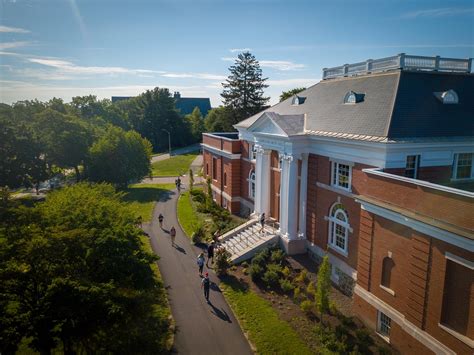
442 90 458 104
249 170 256 199
381 257 395 289
328 203 350 254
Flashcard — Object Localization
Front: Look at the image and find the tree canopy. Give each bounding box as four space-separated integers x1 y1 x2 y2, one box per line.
221 51 269 121
279 87 306 102
0 183 170 353
87 126 152 187
186 107 205 142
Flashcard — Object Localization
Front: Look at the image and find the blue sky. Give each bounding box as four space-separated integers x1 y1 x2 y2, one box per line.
1 0 473 106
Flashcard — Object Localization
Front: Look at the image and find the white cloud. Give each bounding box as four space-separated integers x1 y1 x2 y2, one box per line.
221 57 305 71
0 25 30 33
0 41 31 50
401 7 474 18
260 60 305 71
161 72 226 80
27 57 162 75
267 78 320 87
229 48 252 53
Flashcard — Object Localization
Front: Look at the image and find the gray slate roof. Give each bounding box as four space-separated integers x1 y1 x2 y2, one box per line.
236 70 474 140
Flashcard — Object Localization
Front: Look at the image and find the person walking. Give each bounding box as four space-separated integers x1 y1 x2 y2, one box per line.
206 242 215 267
260 212 266 233
170 226 176 246
197 252 205 276
176 176 182 192
201 272 211 303
158 213 164 228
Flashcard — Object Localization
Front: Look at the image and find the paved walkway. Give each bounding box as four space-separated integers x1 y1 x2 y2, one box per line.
151 143 201 163
143 188 252 355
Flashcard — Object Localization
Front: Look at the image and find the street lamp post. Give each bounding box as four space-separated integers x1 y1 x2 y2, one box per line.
162 129 171 157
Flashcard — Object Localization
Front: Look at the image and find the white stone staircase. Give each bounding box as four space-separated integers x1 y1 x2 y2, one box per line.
218 219 279 264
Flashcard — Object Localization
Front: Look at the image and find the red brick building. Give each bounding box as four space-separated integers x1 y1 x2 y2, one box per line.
202 54 474 354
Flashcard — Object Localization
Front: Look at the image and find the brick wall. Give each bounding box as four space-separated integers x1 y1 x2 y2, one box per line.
355 212 474 354
385 166 452 184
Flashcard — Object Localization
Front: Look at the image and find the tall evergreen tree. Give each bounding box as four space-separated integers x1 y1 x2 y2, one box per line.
221 51 269 121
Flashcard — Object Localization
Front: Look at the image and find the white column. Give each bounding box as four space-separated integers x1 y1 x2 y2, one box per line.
254 145 270 217
298 153 309 238
279 153 299 239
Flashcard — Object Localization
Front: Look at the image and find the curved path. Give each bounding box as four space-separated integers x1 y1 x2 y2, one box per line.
143 188 252 355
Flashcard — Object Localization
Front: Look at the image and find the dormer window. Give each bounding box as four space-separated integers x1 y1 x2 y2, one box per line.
344 91 364 104
442 90 458 104
292 95 306 105
434 89 459 104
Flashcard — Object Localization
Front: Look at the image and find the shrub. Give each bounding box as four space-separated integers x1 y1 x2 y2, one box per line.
279 279 295 293
249 263 264 281
281 266 291 278
240 261 249 268
307 281 316 296
314 324 347 354
214 247 232 276
262 264 281 287
300 299 314 314
329 300 339 316
315 256 331 322
252 251 268 268
190 189 206 203
295 269 308 284
293 286 302 300
191 225 205 244
355 329 373 347
270 249 285 264
377 345 391 355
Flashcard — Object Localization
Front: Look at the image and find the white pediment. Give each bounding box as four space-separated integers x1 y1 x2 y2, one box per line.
248 113 287 136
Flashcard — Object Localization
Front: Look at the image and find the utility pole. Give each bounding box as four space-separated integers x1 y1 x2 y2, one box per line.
162 129 171 157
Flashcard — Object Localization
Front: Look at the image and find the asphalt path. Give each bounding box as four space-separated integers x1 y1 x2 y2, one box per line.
143 188 252 355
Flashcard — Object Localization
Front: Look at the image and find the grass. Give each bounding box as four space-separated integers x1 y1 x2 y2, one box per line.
123 183 174 222
151 152 199 177
177 190 201 237
220 276 312 355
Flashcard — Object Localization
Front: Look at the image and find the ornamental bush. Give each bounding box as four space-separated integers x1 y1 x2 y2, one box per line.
279 278 295 293
215 247 232 276
262 264 281 287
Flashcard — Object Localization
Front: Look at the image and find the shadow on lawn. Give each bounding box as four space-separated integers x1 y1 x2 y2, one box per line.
123 187 174 204
220 274 250 293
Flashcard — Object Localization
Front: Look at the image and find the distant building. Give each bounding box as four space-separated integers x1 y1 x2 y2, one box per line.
202 53 474 354
111 91 211 116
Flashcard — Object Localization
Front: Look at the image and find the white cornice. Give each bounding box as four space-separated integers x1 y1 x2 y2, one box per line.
363 168 474 199
201 143 241 160
358 200 474 252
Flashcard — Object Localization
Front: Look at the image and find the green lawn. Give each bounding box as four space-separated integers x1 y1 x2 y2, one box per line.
221 276 312 355
151 152 198 177
177 190 201 237
123 183 174 222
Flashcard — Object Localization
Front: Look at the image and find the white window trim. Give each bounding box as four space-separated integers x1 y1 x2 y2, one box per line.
330 160 352 192
377 311 391 343
249 143 257 161
327 207 350 256
248 170 256 200
379 284 395 296
405 154 420 179
451 152 474 181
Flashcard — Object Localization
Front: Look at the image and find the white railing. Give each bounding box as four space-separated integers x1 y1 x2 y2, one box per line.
322 53 472 79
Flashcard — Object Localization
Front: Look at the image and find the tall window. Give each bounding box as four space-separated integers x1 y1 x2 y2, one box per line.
212 157 218 180
249 143 256 160
331 161 351 190
441 259 473 337
328 203 349 255
249 170 256 199
377 311 391 339
223 172 227 187
381 257 395 290
452 153 473 179
405 155 420 179
206 163 209 176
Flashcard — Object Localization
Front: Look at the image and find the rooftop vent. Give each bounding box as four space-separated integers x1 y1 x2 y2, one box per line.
292 95 306 105
344 91 364 104
434 89 459 104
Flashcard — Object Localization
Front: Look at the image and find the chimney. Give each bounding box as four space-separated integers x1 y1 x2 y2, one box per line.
174 91 181 99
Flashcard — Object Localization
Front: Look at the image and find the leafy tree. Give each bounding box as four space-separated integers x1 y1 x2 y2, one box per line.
71 95 106 119
87 126 152 187
35 109 93 181
0 116 49 190
204 106 240 132
315 255 331 323
279 87 306 102
186 107 205 142
221 51 269 121
136 87 191 151
0 183 170 353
